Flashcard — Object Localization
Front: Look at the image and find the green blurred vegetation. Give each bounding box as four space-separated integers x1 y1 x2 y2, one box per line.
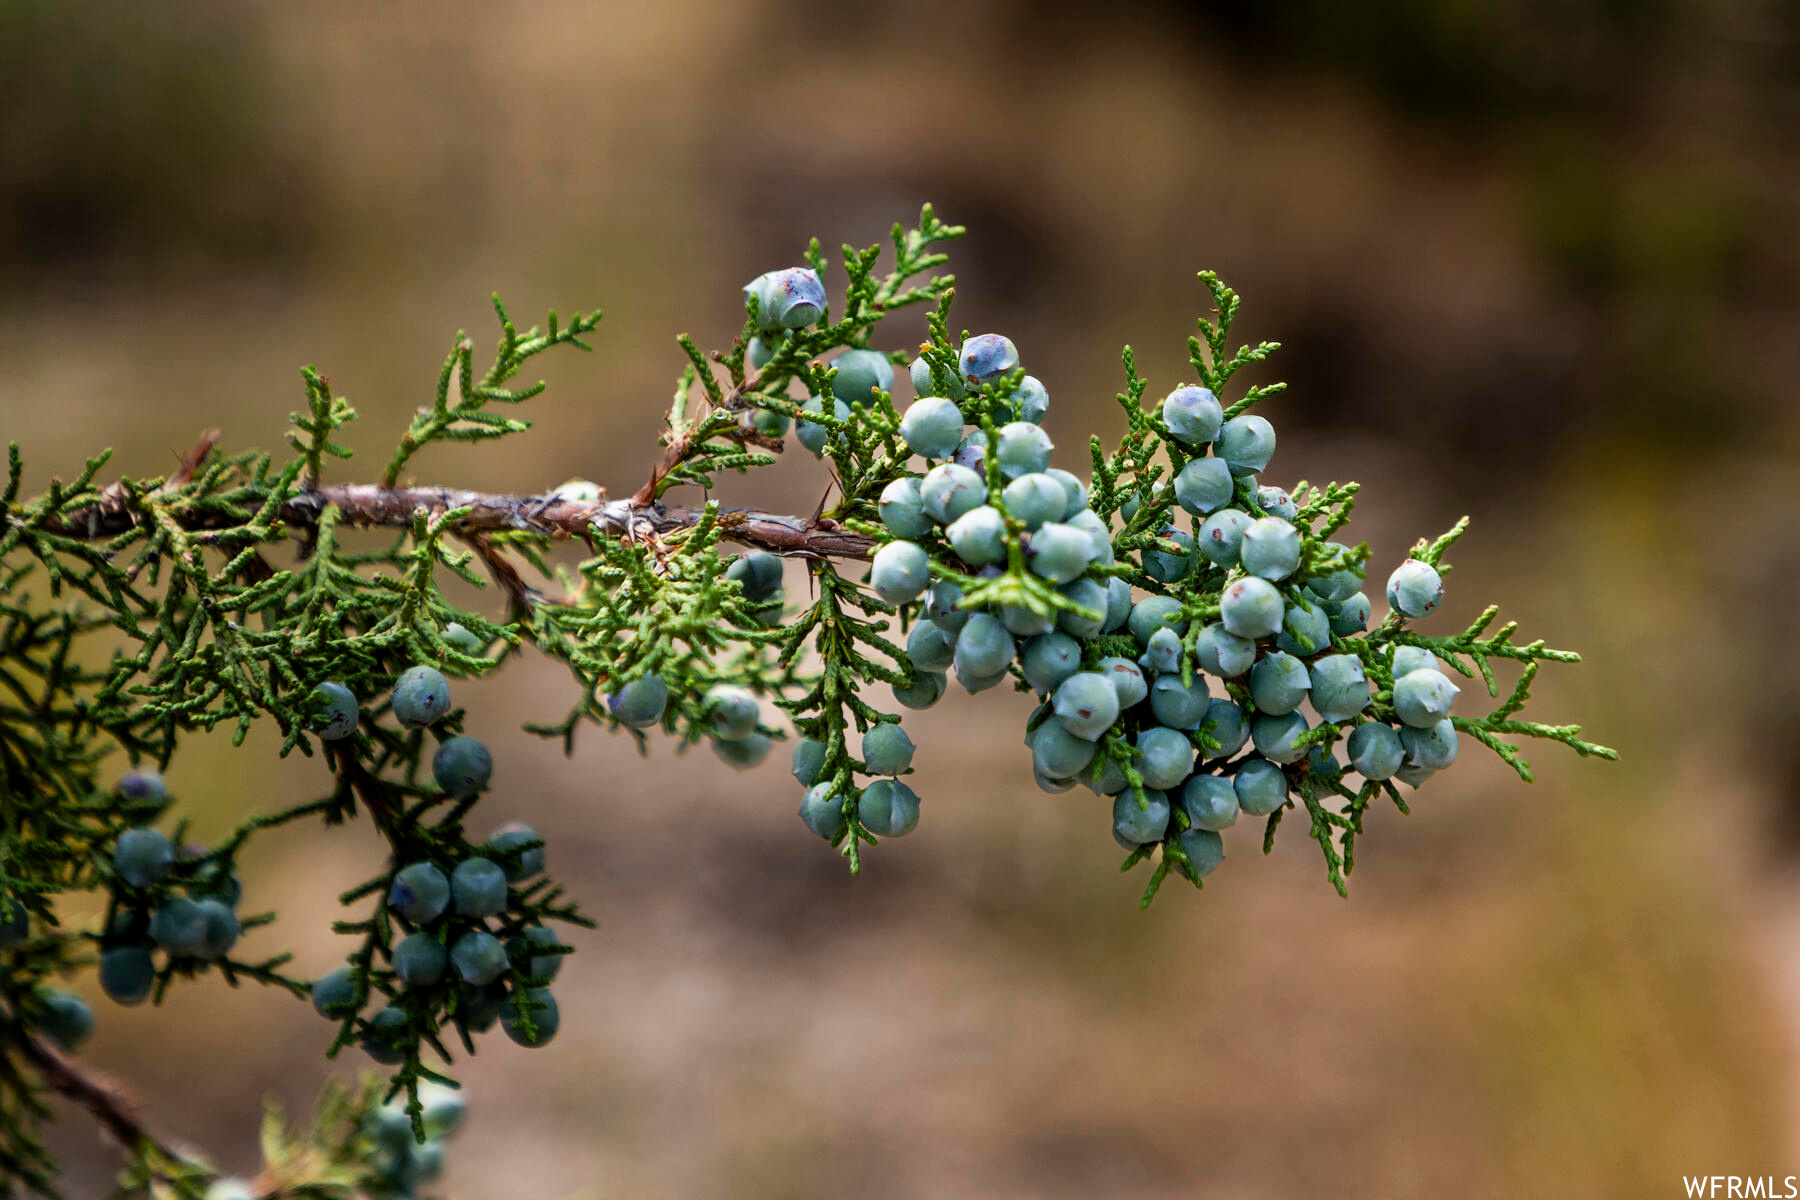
7 1 1796 1196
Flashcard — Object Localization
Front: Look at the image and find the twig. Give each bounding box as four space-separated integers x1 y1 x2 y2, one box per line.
44 483 877 560
14 1033 195 1166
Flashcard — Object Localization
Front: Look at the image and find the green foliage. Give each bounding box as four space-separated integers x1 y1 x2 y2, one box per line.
0 205 1612 1196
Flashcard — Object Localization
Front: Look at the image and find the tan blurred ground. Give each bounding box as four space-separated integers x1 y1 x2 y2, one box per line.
8 1 1799 1196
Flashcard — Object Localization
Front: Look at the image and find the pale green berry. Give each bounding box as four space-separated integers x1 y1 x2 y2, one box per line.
1304 542 1363 602
1219 577 1283 640
1346 722 1404 780
796 394 850 456
1046 468 1088 517
954 613 1014 679
393 931 447 988
1198 509 1252 566
907 619 956 672
911 353 965 400
1255 484 1297 520
37 989 94 1050
900 397 965 458
432 735 493 800
713 733 773 769
1082 755 1129 795
1249 652 1310 715
1387 560 1444 618
1240 517 1300 581
947 505 1008 566
1391 645 1438 678
791 738 828 786
892 670 947 710
113 828 174 889
1195 622 1256 678
995 422 1053 479
1053 673 1120 741
1031 719 1097 779
488 822 545 881
1036 769 1077 794
1140 626 1183 675
1199 700 1250 759
1022 632 1082 693
926 579 970 632
920 463 986 524
1327 592 1371 636
879 477 932 538
1177 827 1226 877
1002 473 1068 531
1276 597 1333 656
1234 758 1288 815
831 347 894 403
1025 522 1094 584
1392 668 1458 728
1135 726 1194 790
608 674 668 728
1162 386 1223 445
747 267 826 330
1181 774 1239 832
1128 595 1187 645
953 429 987 476
450 858 508 919
1174 457 1235 515
1216 414 1275 475
442 621 486 656
954 659 1011 693
1400 719 1460 769
502 987 559 1048
869 541 930 604
308 681 359 741
1056 577 1109 639
1250 711 1309 764
391 665 451 729
1309 654 1371 722
1150 674 1210 731
1112 788 1171 846
726 551 784 602
1001 602 1054 637
799 783 845 839
1394 762 1437 788
1012 375 1050 423
1145 528 1197 583
862 724 915 775
860 780 922 837
705 684 761 740
1099 657 1148 709
388 862 450 924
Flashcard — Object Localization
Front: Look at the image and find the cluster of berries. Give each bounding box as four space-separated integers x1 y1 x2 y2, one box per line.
750 290 1466 871
311 821 563 1057
309 665 564 1057
101 770 248 1006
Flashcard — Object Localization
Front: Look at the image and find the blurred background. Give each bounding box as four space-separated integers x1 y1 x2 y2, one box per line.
5 0 1797 1196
